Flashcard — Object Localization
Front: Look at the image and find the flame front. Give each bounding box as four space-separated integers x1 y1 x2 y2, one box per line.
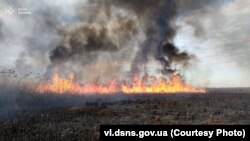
36 70 205 94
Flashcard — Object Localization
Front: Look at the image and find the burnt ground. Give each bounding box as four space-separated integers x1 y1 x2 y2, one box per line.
0 88 250 141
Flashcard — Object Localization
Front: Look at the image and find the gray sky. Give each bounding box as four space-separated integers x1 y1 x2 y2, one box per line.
0 0 250 87
174 0 250 87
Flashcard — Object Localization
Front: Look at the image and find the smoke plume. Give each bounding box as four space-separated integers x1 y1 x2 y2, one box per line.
0 0 222 83
44 0 196 82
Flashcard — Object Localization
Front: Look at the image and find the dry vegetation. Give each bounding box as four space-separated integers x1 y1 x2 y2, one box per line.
0 71 250 141
0 91 250 141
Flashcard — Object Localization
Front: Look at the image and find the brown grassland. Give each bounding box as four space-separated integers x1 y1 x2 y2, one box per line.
0 88 249 141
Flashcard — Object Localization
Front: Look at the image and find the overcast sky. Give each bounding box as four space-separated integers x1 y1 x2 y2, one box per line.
0 0 250 87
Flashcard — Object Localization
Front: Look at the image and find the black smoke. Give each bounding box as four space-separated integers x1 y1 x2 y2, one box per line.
47 0 195 81
3 0 221 83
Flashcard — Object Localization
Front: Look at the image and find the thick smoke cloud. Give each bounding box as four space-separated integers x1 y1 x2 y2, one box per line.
45 1 144 82
3 0 241 85
46 0 197 82
2 0 217 82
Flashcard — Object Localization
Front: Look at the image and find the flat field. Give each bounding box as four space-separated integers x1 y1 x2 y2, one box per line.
0 88 250 141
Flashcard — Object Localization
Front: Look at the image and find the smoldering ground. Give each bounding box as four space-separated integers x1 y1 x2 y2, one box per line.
1 0 250 119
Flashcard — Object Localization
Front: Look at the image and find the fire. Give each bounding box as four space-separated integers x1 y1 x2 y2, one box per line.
36 70 205 94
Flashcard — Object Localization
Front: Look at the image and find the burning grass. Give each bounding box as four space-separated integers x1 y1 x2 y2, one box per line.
0 71 249 140
0 69 204 119
36 69 205 94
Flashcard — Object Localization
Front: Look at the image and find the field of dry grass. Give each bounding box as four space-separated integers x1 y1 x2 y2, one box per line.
0 89 250 141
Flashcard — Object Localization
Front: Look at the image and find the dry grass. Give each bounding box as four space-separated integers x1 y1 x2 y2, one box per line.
0 71 250 141
0 91 250 141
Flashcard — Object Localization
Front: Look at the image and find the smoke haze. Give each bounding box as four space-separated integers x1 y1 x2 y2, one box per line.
0 0 250 87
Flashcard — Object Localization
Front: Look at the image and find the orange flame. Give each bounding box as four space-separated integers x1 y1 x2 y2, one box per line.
36 70 205 94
